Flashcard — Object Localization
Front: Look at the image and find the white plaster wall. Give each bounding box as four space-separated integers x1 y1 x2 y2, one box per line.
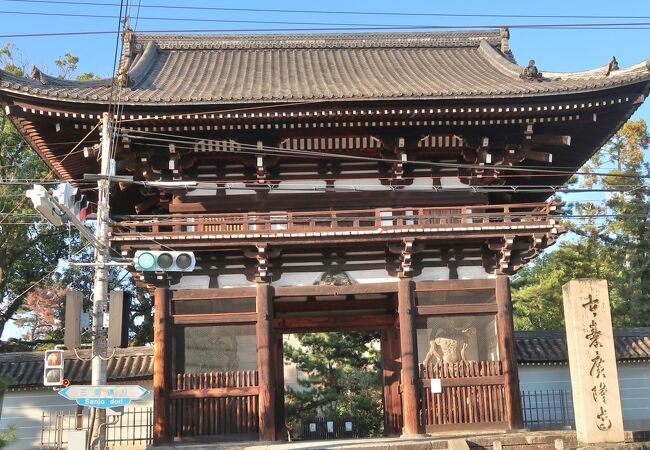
171 274 211 290
518 363 650 430
216 274 256 288
0 381 153 450
273 272 323 287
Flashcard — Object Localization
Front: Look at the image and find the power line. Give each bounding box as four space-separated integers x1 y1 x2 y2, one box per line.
4 0 650 21
120 128 650 179
4 22 650 39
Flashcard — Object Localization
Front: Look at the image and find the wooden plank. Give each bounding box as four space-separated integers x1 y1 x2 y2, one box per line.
416 304 498 316
171 287 257 301
273 282 398 297
273 313 396 332
414 279 495 291
274 297 394 314
172 312 257 326
421 376 505 387
496 275 524 429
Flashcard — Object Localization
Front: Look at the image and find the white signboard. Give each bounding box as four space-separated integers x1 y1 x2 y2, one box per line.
58 385 149 409
430 378 442 394
326 421 334 433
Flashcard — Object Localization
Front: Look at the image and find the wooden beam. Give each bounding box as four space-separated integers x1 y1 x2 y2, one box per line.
274 283 398 297
153 287 171 445
416 304 498 316
172 312 257 326
169 386 260 399
170 191 488 213
496 275 524 430
414 279 495 291
256 282 276 441
421 375 505 387
171 287 257 301
381 327 402 437
397 277 422 436
273 313 395 332
274 297 395 314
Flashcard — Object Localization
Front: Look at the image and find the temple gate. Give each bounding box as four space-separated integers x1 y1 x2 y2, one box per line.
1 28 649 444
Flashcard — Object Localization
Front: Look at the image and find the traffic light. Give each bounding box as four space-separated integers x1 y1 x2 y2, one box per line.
133 250 196 272
43 349 65 386
26 185 64 227
53 183 89 222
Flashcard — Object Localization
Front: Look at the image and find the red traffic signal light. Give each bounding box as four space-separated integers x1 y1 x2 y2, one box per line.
44 350 65 387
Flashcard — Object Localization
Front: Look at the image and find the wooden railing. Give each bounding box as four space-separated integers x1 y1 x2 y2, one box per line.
111 202 559 239
419 361 507 429
170 371 259 438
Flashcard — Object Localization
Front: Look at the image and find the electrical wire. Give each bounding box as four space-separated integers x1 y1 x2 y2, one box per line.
4 22 650 39
119 128 650 179
4 0 650 21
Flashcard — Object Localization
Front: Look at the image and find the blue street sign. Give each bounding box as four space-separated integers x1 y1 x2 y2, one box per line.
58 385 149 409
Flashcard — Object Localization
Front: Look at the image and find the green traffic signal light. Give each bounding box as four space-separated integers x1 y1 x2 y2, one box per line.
137 252 156 270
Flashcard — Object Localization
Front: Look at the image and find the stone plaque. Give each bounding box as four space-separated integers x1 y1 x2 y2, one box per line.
562 279 624 444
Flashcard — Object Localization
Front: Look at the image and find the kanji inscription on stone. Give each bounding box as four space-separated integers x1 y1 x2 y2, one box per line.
563 279 623 444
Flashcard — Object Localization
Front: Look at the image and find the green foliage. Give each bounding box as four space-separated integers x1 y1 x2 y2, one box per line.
54 53 79 79
512 119 650 330
0 44 125 345
283 332 383 439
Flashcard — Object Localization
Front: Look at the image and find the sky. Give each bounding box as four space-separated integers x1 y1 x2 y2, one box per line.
2 0 650 339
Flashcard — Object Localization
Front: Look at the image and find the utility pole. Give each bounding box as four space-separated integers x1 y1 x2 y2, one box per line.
91 111 112 450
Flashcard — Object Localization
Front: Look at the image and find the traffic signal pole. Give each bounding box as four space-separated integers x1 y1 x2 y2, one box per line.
90 112 112 450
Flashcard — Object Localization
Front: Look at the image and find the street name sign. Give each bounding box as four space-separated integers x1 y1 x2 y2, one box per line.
58 385 149 408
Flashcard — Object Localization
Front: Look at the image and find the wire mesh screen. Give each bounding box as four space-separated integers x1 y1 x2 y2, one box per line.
416 315 498 366
181 324 257 373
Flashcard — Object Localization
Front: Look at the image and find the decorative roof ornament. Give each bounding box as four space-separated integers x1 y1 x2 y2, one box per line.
499 27 510 54
606 56 619 76
520 59 543 81
116 66 129 88
30 65 47 85
116 19 134 88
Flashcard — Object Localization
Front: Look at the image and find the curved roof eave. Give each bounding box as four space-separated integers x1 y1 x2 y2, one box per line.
1 79 649 110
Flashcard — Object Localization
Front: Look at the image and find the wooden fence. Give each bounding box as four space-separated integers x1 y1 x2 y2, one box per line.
419 361 507 430
170 371 259 438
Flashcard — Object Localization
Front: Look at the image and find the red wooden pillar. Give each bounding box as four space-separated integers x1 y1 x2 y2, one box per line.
397 277 421 436
381 326 402 436
256 282 277 441
153 287 171 445
496 274 524 429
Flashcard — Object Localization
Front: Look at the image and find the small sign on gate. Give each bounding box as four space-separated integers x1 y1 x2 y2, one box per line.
430 378 442 393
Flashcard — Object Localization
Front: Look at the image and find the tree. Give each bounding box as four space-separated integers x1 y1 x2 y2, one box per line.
283 332 383 439
512 119 650 329
0 44 101 342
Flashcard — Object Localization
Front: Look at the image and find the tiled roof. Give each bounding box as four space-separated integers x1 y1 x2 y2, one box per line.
0 346 153 389
0 30 649 105
515 328 650 364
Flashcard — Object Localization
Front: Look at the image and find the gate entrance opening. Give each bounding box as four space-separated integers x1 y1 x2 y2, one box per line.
282 331 383 441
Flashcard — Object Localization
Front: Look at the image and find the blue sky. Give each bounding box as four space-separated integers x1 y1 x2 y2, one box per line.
3 0 650 339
